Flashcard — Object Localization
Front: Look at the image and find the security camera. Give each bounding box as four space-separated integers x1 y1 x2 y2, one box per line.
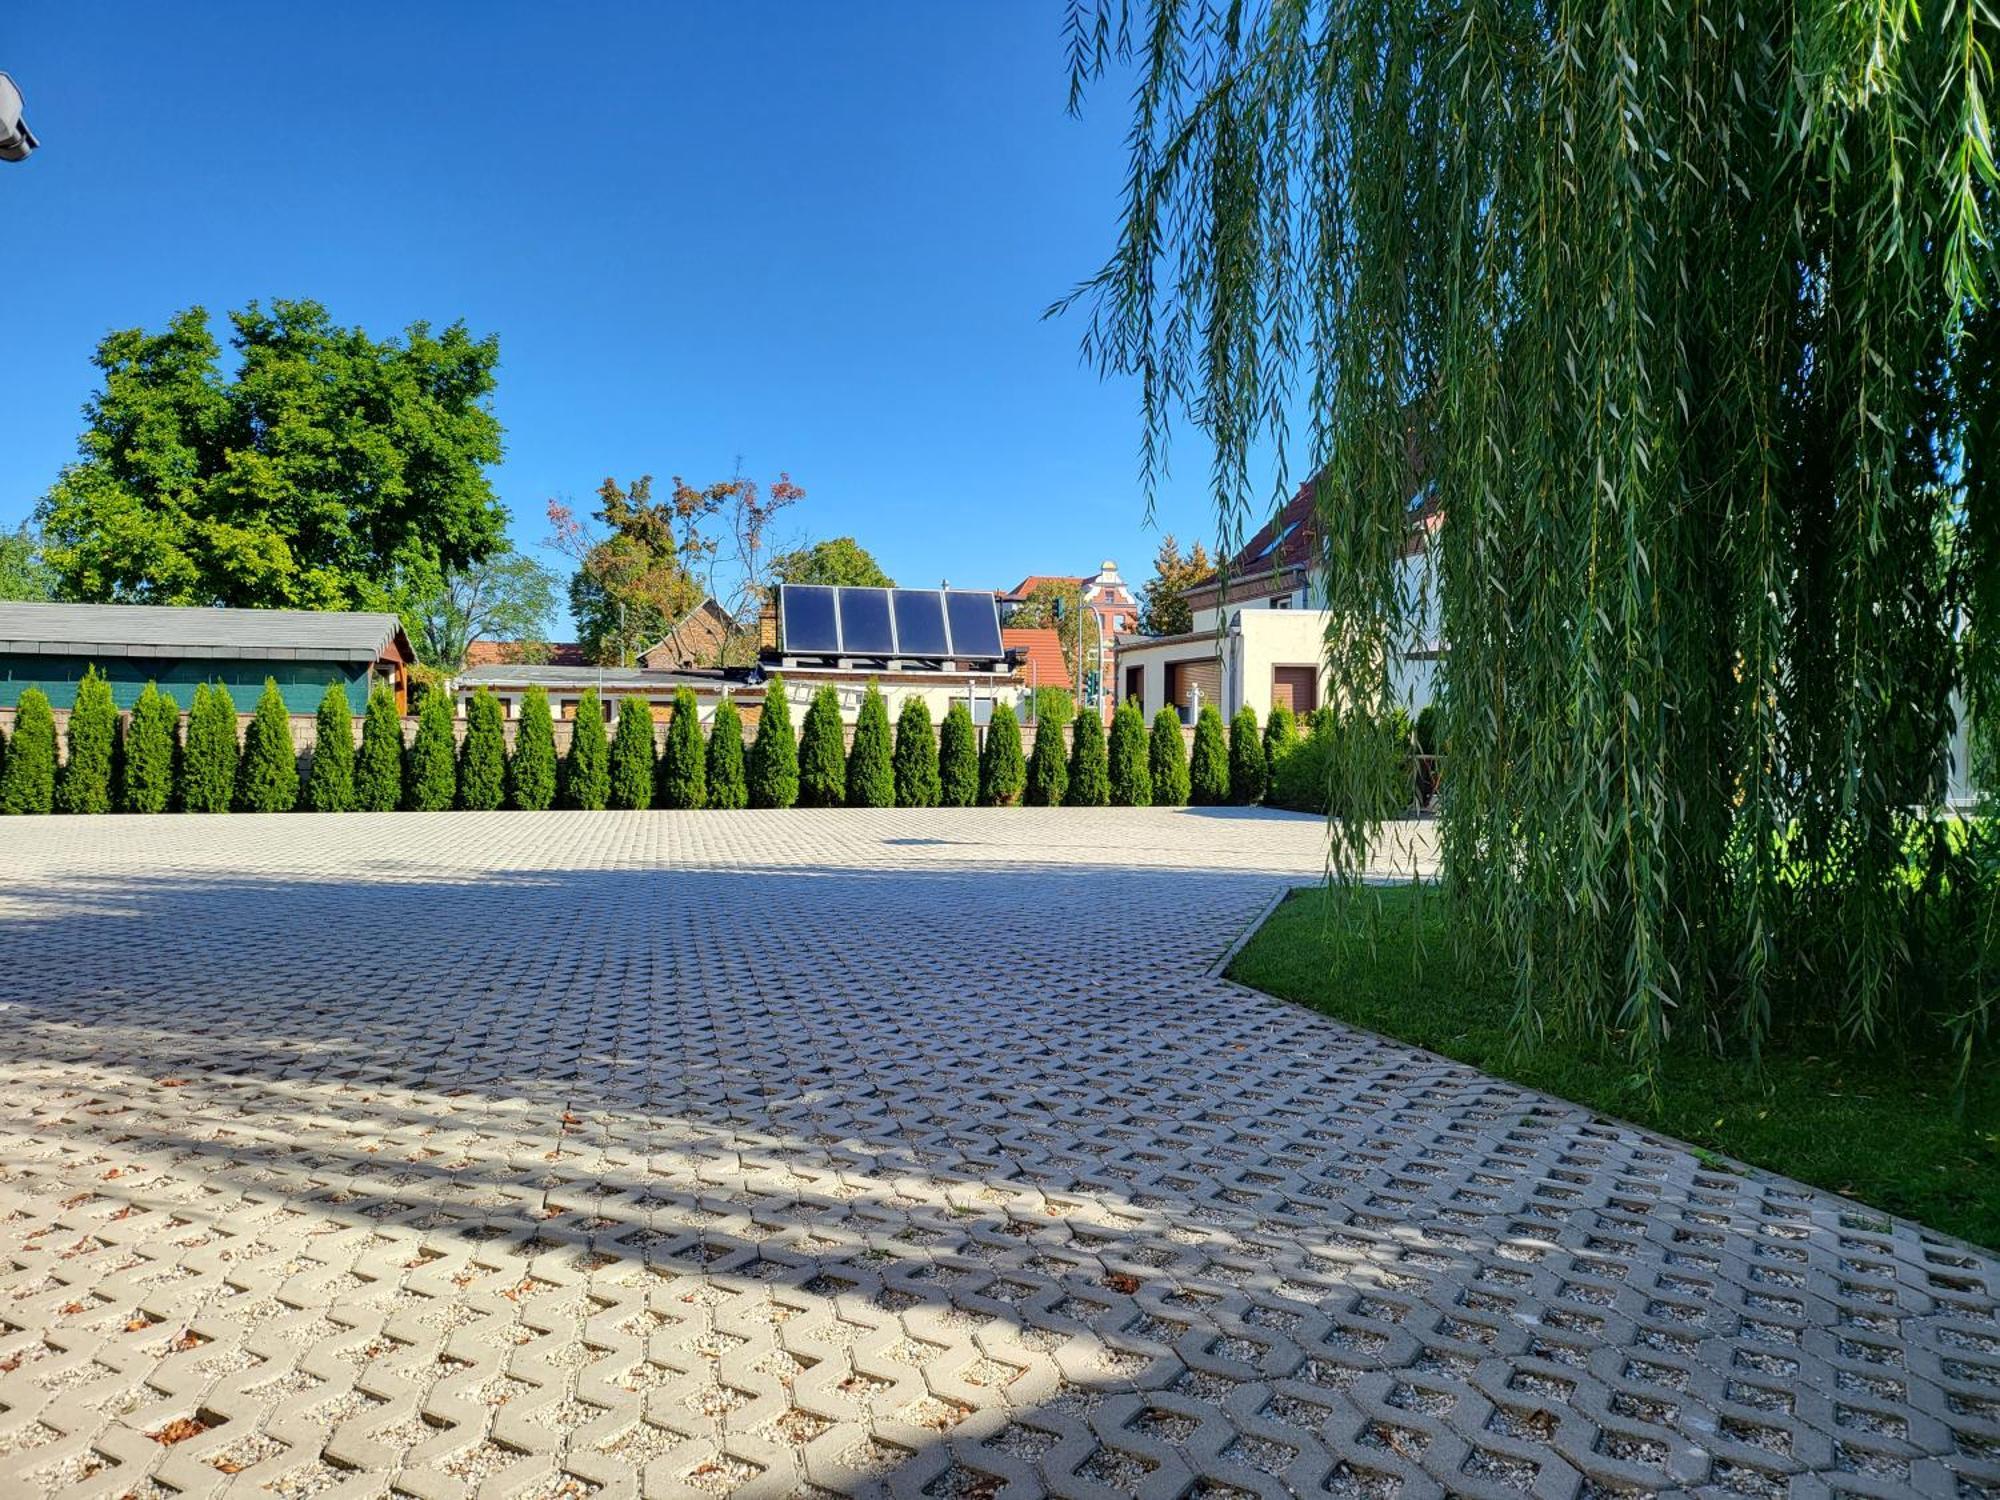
0 74 38 162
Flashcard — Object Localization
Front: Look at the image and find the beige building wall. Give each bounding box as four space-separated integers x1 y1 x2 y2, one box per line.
1117 610 1333 722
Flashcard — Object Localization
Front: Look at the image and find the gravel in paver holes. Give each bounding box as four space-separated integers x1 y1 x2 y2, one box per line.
212 1433 288 1473
1487 1406 1559 1442
922 1464 1006 1498
1222 1435 1298 1475
1462 1448 1539 1491
443 1436 530 1483
1360 1423 1429 1461
1598 1430 1670 1465
764 1407 833 1445
1325 1460 1404 1499
903 1395 972 1431
1075 1444 1156 1490
986 1423 1059 1459
1709 1459 1789 1497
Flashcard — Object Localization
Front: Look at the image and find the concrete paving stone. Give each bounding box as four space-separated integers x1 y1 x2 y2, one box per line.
0 807 1994 1497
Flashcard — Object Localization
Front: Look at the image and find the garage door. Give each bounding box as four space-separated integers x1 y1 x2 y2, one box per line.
1166 657 1222 718
1271 665 1318 713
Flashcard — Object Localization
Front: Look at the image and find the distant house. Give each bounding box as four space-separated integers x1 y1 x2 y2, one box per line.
1002 627 1071 694
997 561 1136 719
0 601 414 714
637 598 735 670
463 640 588 667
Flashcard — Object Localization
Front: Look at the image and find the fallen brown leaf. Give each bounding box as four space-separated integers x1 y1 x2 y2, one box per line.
150 1416 209 1446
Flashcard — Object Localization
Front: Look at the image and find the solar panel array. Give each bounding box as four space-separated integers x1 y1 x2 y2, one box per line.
777 585 1007 662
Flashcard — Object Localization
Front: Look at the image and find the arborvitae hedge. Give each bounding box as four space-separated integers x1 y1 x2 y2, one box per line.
938 700 979 807
57 667 116 814
235 678 300 812
563 688 609 810
1025 713 1068 806
508 685 558 810
1228 706 1267 804
1 688 57 815
181 683 238 813
608 696 655 810
846 684 895 808
404 687 458 811
1262 701 1298 771
1108 700 1152 806
122 682 179 813
892 697 940 807
978 702 1026 806
354 684 404 811
1149 707 1191 805
748 677 798 809
797 684 846 808
705 695 748 809
301 681 355 811
458 688 507 810
1189 704 1230 804
658 687 706 809
1063 705 1110 806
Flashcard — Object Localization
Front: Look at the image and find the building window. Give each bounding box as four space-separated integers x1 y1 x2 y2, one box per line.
1271 595 1292 609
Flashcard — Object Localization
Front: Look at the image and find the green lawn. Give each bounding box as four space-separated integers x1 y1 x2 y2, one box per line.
1229 883 2000 1251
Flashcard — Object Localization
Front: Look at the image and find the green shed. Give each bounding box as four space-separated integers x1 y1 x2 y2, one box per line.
0 602 413 715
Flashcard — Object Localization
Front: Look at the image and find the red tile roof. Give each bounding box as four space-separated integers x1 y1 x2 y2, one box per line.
1002 626 1072 691
463 640 588 667
999 575 1086 602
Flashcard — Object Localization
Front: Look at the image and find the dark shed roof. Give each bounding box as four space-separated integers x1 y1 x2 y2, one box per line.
0 602 412 663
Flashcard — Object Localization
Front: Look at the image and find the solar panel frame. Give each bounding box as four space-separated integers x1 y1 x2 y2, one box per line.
890 590 949 656
944 590 1004 659
780 585 841 653
836 587 896 655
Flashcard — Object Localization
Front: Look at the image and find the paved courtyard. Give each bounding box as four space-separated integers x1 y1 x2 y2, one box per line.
0 809 1995 1500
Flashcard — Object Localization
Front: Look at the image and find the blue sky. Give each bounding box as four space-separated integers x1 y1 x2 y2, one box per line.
0 3 1248 628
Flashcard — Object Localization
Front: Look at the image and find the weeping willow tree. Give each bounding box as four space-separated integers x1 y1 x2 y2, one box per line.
1065 0 2000 1079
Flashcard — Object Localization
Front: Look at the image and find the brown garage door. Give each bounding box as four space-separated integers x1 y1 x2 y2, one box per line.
1166 657 1222 718
1272 665 1318 713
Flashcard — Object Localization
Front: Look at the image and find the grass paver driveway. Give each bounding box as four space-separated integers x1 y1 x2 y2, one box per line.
0 808 1995 1500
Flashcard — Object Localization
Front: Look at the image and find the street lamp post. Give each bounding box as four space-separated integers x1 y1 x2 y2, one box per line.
0 74 38 162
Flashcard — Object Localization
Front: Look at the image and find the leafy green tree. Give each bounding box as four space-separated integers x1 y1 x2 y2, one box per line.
1108 700 1152 806
354 684 404 811
978 702 1026 806
1025 712 1068 807
1138 534 1212 636
403 687 457 811
1189 705 1229 805
937 701 979 807
1149 707 1190 805
457 688 507 810
562 688 609 810
1008 578 1091 685
302 680 355 812
1031 686 1075 726
607 697 655 809
1063 707 1110 806
405 549 559 671
747 677 798 809
180 682 238 813
56 667 116 813
37 300 505 608
892 697 941 808
797 684 846 808
1 689 57 814
1228 706 1267 804
0 523 53 601
1262 702 1298 772
121 682 179 813
508 685 558 810
658 687 706 809
704 695 747 809
771 536 895 589
845 684 895 807
235 678 300 812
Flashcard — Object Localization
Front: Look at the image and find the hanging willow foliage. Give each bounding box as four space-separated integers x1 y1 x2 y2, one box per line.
1065 0 2000 1079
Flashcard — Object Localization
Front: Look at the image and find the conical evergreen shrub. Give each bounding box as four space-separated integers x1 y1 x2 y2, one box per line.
235 678 300 812
1149 707 1190 805
892 697 940 807
562 688 610 809
1228 706 1267 803
1108 700 1152 806
608 697 655 809
1 688 57 814
354 684 404 811
122 682 179 813
1262 701 1298 772
747 677 798 809
1190 704 1230 804
938 700 979 807
977 702 1026 806
1063 706 1110 806
705 695 747 809
846 684 895 807
1025 712 1068 806
57 667 116 813
508 685 558 810
404 687 457 811
457 688 507 810
658 687 706 809
180 682 238 813
301 680 355 811
797 684 846 807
